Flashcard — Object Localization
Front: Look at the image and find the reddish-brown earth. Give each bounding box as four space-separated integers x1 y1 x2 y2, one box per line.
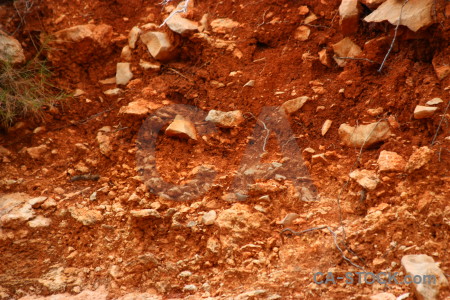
0 0 449 299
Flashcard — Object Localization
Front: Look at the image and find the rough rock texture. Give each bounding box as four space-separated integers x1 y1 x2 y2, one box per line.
165 115 198 140
294 26 310 41
0 30 25 63
166 14 198 35
119 99 162 116
339 0 360 35
116 62 133 85
414 105 438 119
401 255 449 300
140 31 174 61
349 169 380 190
210 18 239 33
338 121 391 148
405 146 434 173
332 37 362 67
205 110 244 128
364 0 434 32
377 150 406 172
54 24 112 47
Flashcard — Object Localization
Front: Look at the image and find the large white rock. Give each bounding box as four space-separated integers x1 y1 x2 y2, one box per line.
339 0 360 35
401 254 449 300
205 110 244 128
332 37 362 67
116 62 133 86
364 0 434 32
338 121 391 148
166 14 198 35
0 31 25 64
140 31 174 61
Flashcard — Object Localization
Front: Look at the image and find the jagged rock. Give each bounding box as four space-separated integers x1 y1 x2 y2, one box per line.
165 115 197 140
54 24 112 47
405 146 433 173
166 14 198 35
116 62 133 85
338 121 391 148
202 210 217 225
68 207 103 225
349 169 380 190
377 150 406 172
321 119 332 136
414 105 437 119
294 25 310 41
318 49 331 67
401 254 449 300
426 98 443 106
96 127 112 156
280 96 310 114
0 193 35 227
205 110 244 128
119 98 162 116
26 145 49 159
28 196 47 208
216 203 266 239
339 0 360 35
364 0 434 32
0 31 25 64
28 215 51 228
130 209 161 219
128 26 141 49
332 37 362 67
210 18 239 33
140 31 174 61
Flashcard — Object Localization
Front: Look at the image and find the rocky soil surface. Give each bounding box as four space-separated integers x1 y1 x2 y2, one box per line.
0 0 449 299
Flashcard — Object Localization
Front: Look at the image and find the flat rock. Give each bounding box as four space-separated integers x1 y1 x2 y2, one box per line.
28 215 52 228
140 31 174 61
165 115 197 140
0 31 25 64
116 62 133 85
0 193 36 228
333 37 362 67
338 121 391 148
377 150 406 172
103 88 122 96
54 24 112 47
339 0 360 35
321 119 332 136
26 145 49 159
205 110 244 128
401 254 449 300
130 209 161 219
364 0 434 32
119 99 162 116
414 105 437 119
426 98 443 106
210 18 239 33
139 59 161 70
349 169 380 190
166 14 198 35
280 96 310 114
68 207 103 225
405 146 433 173
276 213 299 226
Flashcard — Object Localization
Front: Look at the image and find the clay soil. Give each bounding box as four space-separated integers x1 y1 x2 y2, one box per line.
0 0 449 299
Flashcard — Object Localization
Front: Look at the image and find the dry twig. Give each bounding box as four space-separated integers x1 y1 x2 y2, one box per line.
431 99 450 145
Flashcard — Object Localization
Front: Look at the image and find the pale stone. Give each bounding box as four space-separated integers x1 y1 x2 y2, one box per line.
54 24 112 47
128 26 141 49
130 209 161 218
165 115 197 140
339 0 360 35
364 0 434 32
166 14 198 35
349 169 380 190
280 96 310 114
99 77 116 84
210 18 239 33
68 207 103 225
367 107 383 116
96 131 112 156
205 110 244 128
0 31 25 64
116 62 133 86
28 215 51 228
119 99 162 116
401 254 449 300
202 210 217 225
318 49 331 67
377 150 406 172
333 37 362 67
120 46 132 61
361 0 387 9
321 119 332 136
140 31 174 61
405 146 433 173
426 98 443 106
103 88 122 96
73 89 85 97
276 213 299 226
139 59 161 70
26 145 49 159
414 105 437 119
294 26 310 41
338 121 391 148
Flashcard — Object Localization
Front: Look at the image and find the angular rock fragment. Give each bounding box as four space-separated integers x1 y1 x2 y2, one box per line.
338 121 391 148
405 146 433 173
121 45 132 61
321 119 332 136
364 0 434 32
339 0 360 35
116 62 133 85
205 110 244 128
119 99 162 116
26 145 49 159
140 31 174 61
210 18 239 33
332 37 362 67
68 207 103 225
165 115 197 140
54 24 112 47
401 254 449 300
414 105 437 119
280 96 309 115
349 169 380 190
130 209 161 219
426 98 443 106
202 210 217 225
166 14 198 35
128 26 141 49
377 150 406 172
294 26 310 41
